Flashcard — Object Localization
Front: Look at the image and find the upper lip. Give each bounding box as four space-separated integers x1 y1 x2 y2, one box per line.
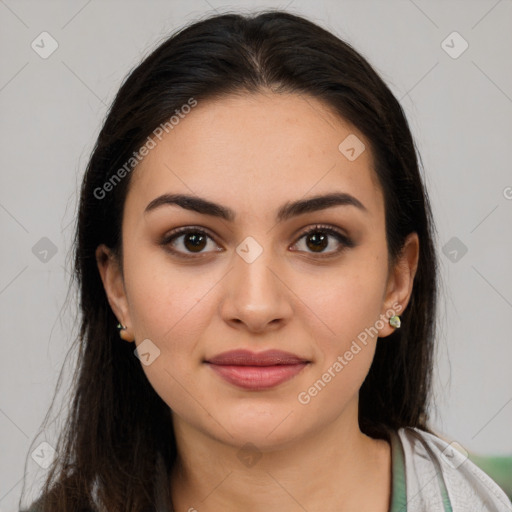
205 349 309 366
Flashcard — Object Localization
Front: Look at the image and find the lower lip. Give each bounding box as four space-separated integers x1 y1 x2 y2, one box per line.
206 363 308 390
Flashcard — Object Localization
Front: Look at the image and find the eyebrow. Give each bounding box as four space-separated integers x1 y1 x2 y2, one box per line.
144 192 367 222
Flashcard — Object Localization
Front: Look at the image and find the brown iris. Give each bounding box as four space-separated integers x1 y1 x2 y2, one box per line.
306 232 328 252
183 232 207 252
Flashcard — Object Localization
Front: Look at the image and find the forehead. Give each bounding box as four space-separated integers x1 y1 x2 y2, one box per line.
125 92 383 220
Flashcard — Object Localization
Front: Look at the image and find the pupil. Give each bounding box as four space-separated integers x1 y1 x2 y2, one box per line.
307 232 327 252
185 233 206 252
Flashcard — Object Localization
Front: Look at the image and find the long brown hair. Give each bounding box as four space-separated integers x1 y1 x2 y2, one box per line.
21 9 438 512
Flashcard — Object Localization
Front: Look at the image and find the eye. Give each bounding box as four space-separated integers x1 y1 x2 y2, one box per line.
291 224 354 257
160 226 221 258
160 224 354 259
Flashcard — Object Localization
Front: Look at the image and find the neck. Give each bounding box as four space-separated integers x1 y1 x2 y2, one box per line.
169 402 391 511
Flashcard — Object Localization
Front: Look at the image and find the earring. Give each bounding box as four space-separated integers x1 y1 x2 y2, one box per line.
117 323 132 341
389 315 401 329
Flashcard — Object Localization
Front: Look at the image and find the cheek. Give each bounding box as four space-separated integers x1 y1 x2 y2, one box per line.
304 258 387 347
121 245 222 402
294 255 387 398
122 238 215 341
294 280 383 419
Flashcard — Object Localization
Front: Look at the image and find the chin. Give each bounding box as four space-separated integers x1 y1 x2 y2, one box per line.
206 404 310 451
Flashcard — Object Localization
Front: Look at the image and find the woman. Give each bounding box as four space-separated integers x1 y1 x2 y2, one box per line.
22 9 511 512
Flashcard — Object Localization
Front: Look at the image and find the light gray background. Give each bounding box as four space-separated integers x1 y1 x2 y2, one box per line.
1 0 511 509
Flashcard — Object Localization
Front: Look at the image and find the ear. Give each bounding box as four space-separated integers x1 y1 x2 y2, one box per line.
378 232 419 338
95 244 135 342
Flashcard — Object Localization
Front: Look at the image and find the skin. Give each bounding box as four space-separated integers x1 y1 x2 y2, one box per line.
96 91 419 511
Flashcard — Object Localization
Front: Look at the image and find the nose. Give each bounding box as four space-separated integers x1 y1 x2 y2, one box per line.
219 247 293 334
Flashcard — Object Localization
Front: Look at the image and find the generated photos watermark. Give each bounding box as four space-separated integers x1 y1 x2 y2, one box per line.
297 302 403 405
93 97 197 200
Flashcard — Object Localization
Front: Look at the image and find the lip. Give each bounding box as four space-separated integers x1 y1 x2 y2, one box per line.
205 349 310 390
206 349 309 366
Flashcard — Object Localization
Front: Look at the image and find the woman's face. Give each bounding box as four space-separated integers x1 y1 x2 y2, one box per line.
97 92 418 450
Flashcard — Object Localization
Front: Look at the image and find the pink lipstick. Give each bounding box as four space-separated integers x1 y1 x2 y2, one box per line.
205 349 310 390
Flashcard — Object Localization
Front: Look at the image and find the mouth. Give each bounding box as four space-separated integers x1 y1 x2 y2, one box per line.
204 349 311 390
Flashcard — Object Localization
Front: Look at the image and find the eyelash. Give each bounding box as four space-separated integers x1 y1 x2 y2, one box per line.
160 224 354 260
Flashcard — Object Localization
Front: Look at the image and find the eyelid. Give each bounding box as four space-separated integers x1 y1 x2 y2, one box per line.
162 225 216 241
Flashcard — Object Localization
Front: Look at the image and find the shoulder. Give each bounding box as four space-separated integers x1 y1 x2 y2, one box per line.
396 426 512 511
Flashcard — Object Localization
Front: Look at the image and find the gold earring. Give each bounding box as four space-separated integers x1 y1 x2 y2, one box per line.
389 315 401 329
